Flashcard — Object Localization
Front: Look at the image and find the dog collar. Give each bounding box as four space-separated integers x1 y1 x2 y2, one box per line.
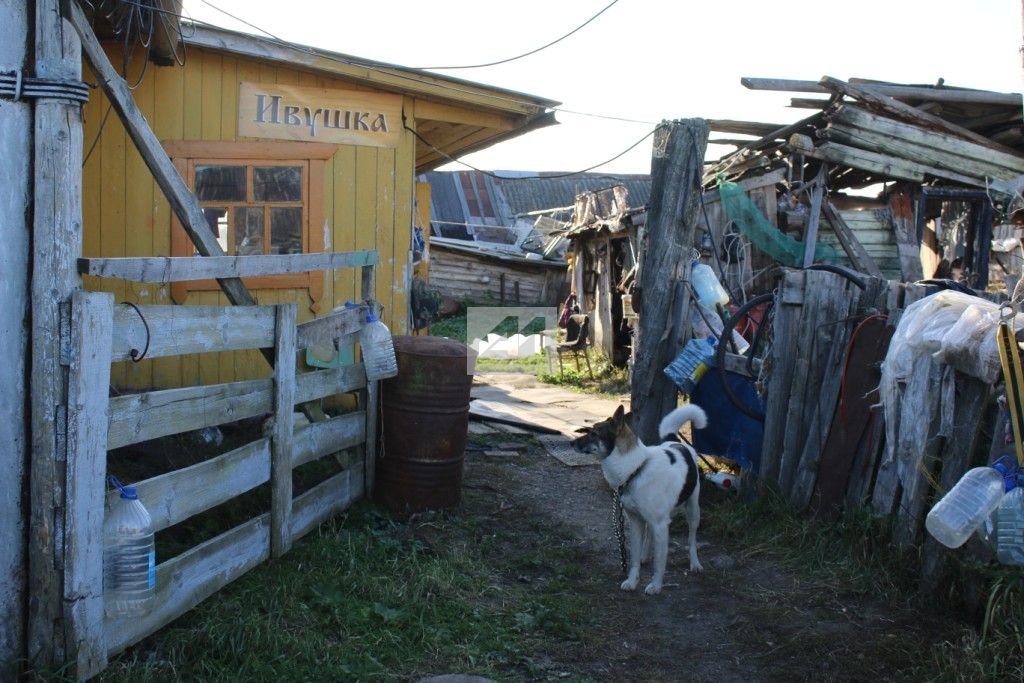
617 460 648 494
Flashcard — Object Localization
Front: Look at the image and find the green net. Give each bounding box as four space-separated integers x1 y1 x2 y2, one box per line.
718 178 836 267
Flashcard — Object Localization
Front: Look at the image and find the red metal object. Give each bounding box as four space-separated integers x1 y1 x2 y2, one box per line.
374 336 477 513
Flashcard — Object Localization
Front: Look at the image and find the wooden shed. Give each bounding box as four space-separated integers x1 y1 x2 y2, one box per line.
81 22 558 389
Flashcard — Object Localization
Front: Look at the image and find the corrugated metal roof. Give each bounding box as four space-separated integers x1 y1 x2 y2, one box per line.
421 171 652 236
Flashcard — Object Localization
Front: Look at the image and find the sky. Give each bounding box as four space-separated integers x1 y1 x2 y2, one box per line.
183 0 1024 175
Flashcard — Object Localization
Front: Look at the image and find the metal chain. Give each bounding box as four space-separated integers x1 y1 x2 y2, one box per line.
611 488 627 579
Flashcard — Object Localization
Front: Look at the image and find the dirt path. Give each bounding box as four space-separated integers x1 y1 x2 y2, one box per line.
462 373 952 682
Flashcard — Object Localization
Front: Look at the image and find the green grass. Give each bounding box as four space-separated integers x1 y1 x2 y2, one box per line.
99 499 600 682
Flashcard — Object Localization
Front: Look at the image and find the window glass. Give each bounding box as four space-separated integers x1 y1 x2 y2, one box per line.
254 166 302 202
195 166 246 202
234 207 264 256
202 207 228 253
270 207 303 254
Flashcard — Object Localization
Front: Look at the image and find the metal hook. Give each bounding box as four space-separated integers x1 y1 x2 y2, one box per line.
121 301 151 362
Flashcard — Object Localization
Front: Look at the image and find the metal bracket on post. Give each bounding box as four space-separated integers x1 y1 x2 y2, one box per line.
0 70 89 102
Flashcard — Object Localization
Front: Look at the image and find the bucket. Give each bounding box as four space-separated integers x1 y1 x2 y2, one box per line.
374 336 477 513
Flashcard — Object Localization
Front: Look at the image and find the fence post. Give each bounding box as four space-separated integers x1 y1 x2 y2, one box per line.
271 304 297 557
360 264 378 496
63 292 113 678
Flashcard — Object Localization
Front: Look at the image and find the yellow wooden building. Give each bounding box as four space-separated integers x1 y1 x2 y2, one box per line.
82 23 558 389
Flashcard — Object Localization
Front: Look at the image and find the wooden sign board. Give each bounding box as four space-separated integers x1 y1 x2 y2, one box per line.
238 82 402 148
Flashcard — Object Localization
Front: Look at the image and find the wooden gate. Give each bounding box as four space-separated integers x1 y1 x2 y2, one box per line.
61 260 380 677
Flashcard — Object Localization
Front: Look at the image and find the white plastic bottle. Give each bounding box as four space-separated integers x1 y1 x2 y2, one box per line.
104 480 155 617
360 311 398 380
925 466 1008 549
691 261 730 311
996 486 1024 566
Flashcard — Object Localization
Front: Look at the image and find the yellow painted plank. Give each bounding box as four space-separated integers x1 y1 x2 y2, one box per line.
201 51 223 141
183 50 203 140
152 48 186 389
332 145 358 308
354 147 378 311
100 71 127 387
123 54 157 389
220 55 239 140
375 146 396 327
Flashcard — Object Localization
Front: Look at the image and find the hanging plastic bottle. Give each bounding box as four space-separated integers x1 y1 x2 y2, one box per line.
690 261 730 311
104 477 155 617
360 310 398 380
925 457 1016 549
664 336 717 394
996 483 1024 566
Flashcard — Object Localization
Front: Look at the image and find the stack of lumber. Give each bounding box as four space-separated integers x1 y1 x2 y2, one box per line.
705 76 1024 196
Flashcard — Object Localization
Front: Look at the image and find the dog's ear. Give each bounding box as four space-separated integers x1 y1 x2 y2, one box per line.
615 417 637 451
612 404 625 425
574 426 591 434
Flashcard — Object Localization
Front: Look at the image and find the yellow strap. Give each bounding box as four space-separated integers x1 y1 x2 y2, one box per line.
996 319 1024 467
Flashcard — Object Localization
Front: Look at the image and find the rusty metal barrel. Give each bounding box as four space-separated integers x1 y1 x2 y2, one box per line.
373 335 476 513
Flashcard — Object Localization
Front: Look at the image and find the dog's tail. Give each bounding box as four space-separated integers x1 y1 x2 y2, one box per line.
658 404 708 439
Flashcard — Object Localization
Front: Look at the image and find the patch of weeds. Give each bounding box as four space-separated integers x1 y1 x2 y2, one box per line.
100 499 602 682
538 353 630 397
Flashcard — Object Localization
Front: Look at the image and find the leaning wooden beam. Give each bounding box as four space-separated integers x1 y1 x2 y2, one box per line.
818 76 1021 157
742 76 1024 107
822 203 883 277
78 250 380 283
67 2 257 311
802 165 827 268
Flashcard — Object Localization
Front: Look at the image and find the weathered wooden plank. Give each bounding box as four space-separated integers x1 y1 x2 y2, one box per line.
759 270 803 491
633 120 709 444
293 412 366 469
105 514 271 656
790 279 861 508
295 364 368 404
63 293 113 677
109 438 271 534
271 305 298 558
823 203 883 277
364 380 380 495
0 1 32 666
107 364 367 449
290 463 365 542
296 306 363 349
823 124 1022 184
893 358 948 547
67 1 259 311
920 375 991 591
29 0 84 666
819 76 1021 157
111 304 278 362
888 193 923 281
706 119 787 137
78 250 380 283
802 166 827 268
742 76 1023 106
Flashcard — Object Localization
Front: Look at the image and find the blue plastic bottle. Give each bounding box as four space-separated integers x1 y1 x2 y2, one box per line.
664 336 717 394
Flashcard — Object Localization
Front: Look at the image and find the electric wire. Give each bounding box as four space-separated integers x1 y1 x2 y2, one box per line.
407 124 656 180
414 0 620 70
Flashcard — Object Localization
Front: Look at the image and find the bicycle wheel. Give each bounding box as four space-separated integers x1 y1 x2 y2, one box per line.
714 293 775 422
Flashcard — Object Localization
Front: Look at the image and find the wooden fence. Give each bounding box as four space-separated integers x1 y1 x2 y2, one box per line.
58 252 381 678
758 268 998 591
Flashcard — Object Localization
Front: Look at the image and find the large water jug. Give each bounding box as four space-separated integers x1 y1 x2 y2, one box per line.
360 311 398 380
996 486 1024 566
104 478 155 617
691 261 729 311
925 460 1014 549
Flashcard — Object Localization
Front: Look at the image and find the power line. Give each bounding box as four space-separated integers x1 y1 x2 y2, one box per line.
406 123 656 180
414 0 620 70
191 0 650 126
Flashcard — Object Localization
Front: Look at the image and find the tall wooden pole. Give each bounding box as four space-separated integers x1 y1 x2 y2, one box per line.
631 119 709 443
28 0 83 667
0 0 33 670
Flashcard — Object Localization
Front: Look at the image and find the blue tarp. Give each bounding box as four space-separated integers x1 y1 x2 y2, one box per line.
690 369 764 473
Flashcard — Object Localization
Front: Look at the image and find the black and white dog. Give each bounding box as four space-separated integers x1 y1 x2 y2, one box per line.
572 404 707 594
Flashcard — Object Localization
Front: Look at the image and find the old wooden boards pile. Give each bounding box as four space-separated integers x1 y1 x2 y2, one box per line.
759 269 997 590
707 76 1024 195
